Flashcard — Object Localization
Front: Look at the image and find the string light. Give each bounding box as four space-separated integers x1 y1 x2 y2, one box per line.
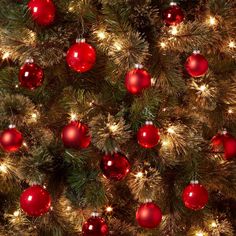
13 210 20 217
108 123 119 132
160 42 167 48
105 206 113 213
195 232 204 236
23 142 28 148
0 163 7 174
96 30 107 40
228 41 235 48
70 112 77 121
170 26 178 35
2 51 10 60
135 172 143 178
162 139 171 147
210 221 217 228
208 16 217 26
199 84 207 92
167 127 175 134
228 109 233 114
113 41 122 51
66 206 72 211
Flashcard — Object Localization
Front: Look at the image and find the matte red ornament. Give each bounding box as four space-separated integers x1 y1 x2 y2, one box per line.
100 152 130 181
20 185 51 217
19 60 44 90
163 3 184 26
61 121 91 149
137 122 160 148
0 127 23 152
136 202 162 229
182 181 208 210
28 0 56 26
125 67 151 94
185 52 209 77
82 214 108 236
66 40 96 73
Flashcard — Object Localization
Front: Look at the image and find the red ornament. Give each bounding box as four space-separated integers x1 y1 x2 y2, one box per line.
61 121 91 149
66 39 96 73
182 181 208 210
125 66 151 94
20 185 51 217
185 51 209 77
28 0 56 26
136 202 162 229
0 127 23 152
82 214 109 236
137 122 160 148
19 60 44 90
163 3 184 26
100 152 130 181
211 132 236 160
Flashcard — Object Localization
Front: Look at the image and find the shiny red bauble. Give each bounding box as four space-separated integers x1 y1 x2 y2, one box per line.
20 185 51 217
136 202 162 229
28 0 56 26
66 40 96 73
0 127 23 152
185 52 209 77
125 67 151 94
100 153 130 181
61 121 91 149
163 3 184 26
82 215 109 236
182 181 208 210
137 122 160 148
19 61 44 90
211 132 236 160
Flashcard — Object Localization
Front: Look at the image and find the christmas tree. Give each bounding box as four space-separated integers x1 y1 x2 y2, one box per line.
0 0 235 235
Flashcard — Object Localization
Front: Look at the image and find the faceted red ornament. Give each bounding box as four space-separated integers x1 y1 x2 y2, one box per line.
137 122 160 148
163 3 184 26
28 0 56 26
136 202 162 229
66 40 96 73
82 214 109 236
0 127 23 152
125 67 151 94
19 60 44 90
182 181 208 210
20 185 51 217
100 153 130 181
185 52 209 77
211 132 236 160
61 121 91 149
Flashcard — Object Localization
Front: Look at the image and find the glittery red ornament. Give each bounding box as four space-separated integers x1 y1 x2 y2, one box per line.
125 67 151 94
163 3 184 26
28 0 56 26
211 132 236 160
136 202 162 229
185 52 209 77
19 60 44 90
182 181 208 210
61 121 91 149
100 153 130 181
137 122 160 148
82 214 109 236
20 185 51 217
0 127 23 152
66 40 96 73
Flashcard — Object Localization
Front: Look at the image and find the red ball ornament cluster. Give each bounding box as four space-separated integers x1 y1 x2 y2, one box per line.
18 59 44 90
100 152 131 181
182 181 208 210
185 51 209 77
211 131 236 160
163 2 184 26
136 201 162 229
137 121 160 148
66 39 96 73
82 213 109 236
28 0 56 26
20 185 51 217
0 126 23 152
61 121 91 149
125 65 151 94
